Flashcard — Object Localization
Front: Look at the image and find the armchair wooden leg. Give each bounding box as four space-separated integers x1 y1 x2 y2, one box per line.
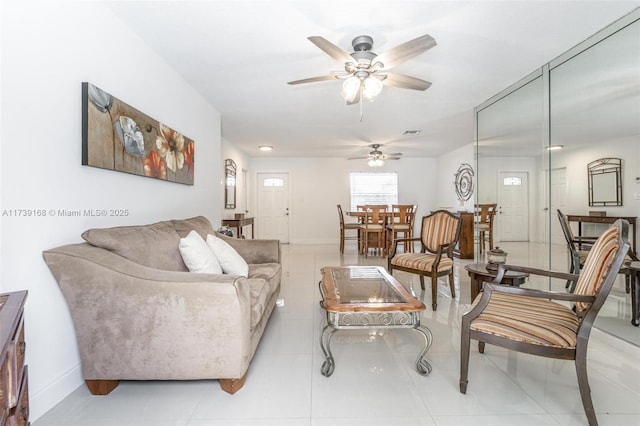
431 274 438 311
448 270 456 299
575 345 597 426
85 379 119 395
460 321 470 394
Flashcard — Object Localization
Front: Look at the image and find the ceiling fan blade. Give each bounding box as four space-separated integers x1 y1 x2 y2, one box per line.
385 157 401 160
384 72 432 91
347 156 369 160
386 153 403 156
374 34 436 69
308 36 353 63
287 75 337 85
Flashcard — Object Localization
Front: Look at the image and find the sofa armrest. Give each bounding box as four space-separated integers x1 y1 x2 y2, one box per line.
43 243 253 380
215 233 281 264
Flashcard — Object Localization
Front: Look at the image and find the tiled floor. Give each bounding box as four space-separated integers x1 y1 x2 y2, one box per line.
34 242 640 426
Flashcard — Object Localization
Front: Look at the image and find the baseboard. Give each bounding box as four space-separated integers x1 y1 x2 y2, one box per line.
289 238 337 245
30 363 83 421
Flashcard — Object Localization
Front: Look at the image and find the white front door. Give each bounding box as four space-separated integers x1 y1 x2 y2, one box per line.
549 167 568 245
498 171 529 241
256 172 290 243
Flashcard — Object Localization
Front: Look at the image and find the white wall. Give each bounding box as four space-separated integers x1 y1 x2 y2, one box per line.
552 138 640 249
1 1 221 420
436 143 475 212
248 157 438 244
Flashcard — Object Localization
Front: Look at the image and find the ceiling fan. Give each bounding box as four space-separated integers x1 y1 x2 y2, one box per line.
348 144 402 167
287 33 436 105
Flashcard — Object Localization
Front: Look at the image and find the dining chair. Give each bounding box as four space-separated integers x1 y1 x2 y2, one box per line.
557 209 596 291
459 219 631 426
359 205 387 257
337 204 360 254
356 204 386 223
386 204 416 253
475 203 497 253
558 209 639 308
388 210 461 310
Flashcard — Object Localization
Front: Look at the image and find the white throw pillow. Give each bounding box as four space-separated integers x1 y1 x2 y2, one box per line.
179 230 222 274
206 234 249 277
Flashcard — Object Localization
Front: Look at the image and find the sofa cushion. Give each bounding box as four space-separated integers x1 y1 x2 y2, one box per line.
206 234 249 277
172 216 215 239
179 230 223 274
81 220 187 271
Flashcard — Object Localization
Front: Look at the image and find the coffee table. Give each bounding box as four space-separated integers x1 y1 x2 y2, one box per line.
465 263 529 301
318 266 432 377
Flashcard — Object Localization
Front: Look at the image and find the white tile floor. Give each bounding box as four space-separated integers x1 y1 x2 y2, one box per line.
34 242 640 426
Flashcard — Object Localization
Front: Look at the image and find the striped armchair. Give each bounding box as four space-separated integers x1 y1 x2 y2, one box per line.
460 219 631 426
388 210 461 310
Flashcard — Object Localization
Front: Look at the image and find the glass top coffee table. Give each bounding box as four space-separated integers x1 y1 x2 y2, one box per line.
318 266 432 377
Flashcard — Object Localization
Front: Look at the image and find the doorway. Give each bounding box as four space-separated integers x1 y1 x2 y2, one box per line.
549 167 568 245
498 171 529 241
256 172 290 243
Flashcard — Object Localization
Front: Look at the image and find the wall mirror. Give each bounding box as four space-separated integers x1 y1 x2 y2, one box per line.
475 10 639 346
588 158 622 206
225 159 236 209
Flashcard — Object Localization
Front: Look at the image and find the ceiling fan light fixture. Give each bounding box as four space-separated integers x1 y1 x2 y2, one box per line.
341 76 361 102
362 77 383 102
368 157 384 168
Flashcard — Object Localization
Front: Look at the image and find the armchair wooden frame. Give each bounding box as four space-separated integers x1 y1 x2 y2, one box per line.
460 220 631 426
388 210 462 310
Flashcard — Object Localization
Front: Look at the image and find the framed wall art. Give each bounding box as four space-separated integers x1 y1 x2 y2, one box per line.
82 82 194 185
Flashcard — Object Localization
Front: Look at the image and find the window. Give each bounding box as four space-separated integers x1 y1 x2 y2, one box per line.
503 177 522 186
263 178 284 187
350 172 398 210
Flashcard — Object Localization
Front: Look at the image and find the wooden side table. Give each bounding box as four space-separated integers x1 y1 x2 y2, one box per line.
221 217 254 239
465 263 529 301
623 261 640 326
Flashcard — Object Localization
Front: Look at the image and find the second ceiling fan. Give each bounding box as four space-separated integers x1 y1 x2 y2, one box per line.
348 144 402 167
288 33 436 105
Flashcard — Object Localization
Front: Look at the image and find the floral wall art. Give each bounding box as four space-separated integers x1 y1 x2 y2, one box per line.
82 82 194 185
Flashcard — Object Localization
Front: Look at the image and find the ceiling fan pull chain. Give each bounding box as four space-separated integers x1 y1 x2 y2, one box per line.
359 85 364 122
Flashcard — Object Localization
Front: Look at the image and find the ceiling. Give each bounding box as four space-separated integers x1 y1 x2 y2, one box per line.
108 1 639 160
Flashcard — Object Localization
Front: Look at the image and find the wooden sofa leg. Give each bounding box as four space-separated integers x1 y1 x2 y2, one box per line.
85 379 119 395
219 371 248 394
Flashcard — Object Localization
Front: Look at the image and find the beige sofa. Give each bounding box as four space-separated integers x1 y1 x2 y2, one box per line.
43 216 281 395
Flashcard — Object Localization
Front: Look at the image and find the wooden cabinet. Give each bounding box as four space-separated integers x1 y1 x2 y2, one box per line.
454 212 474 259
0 291 29 426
